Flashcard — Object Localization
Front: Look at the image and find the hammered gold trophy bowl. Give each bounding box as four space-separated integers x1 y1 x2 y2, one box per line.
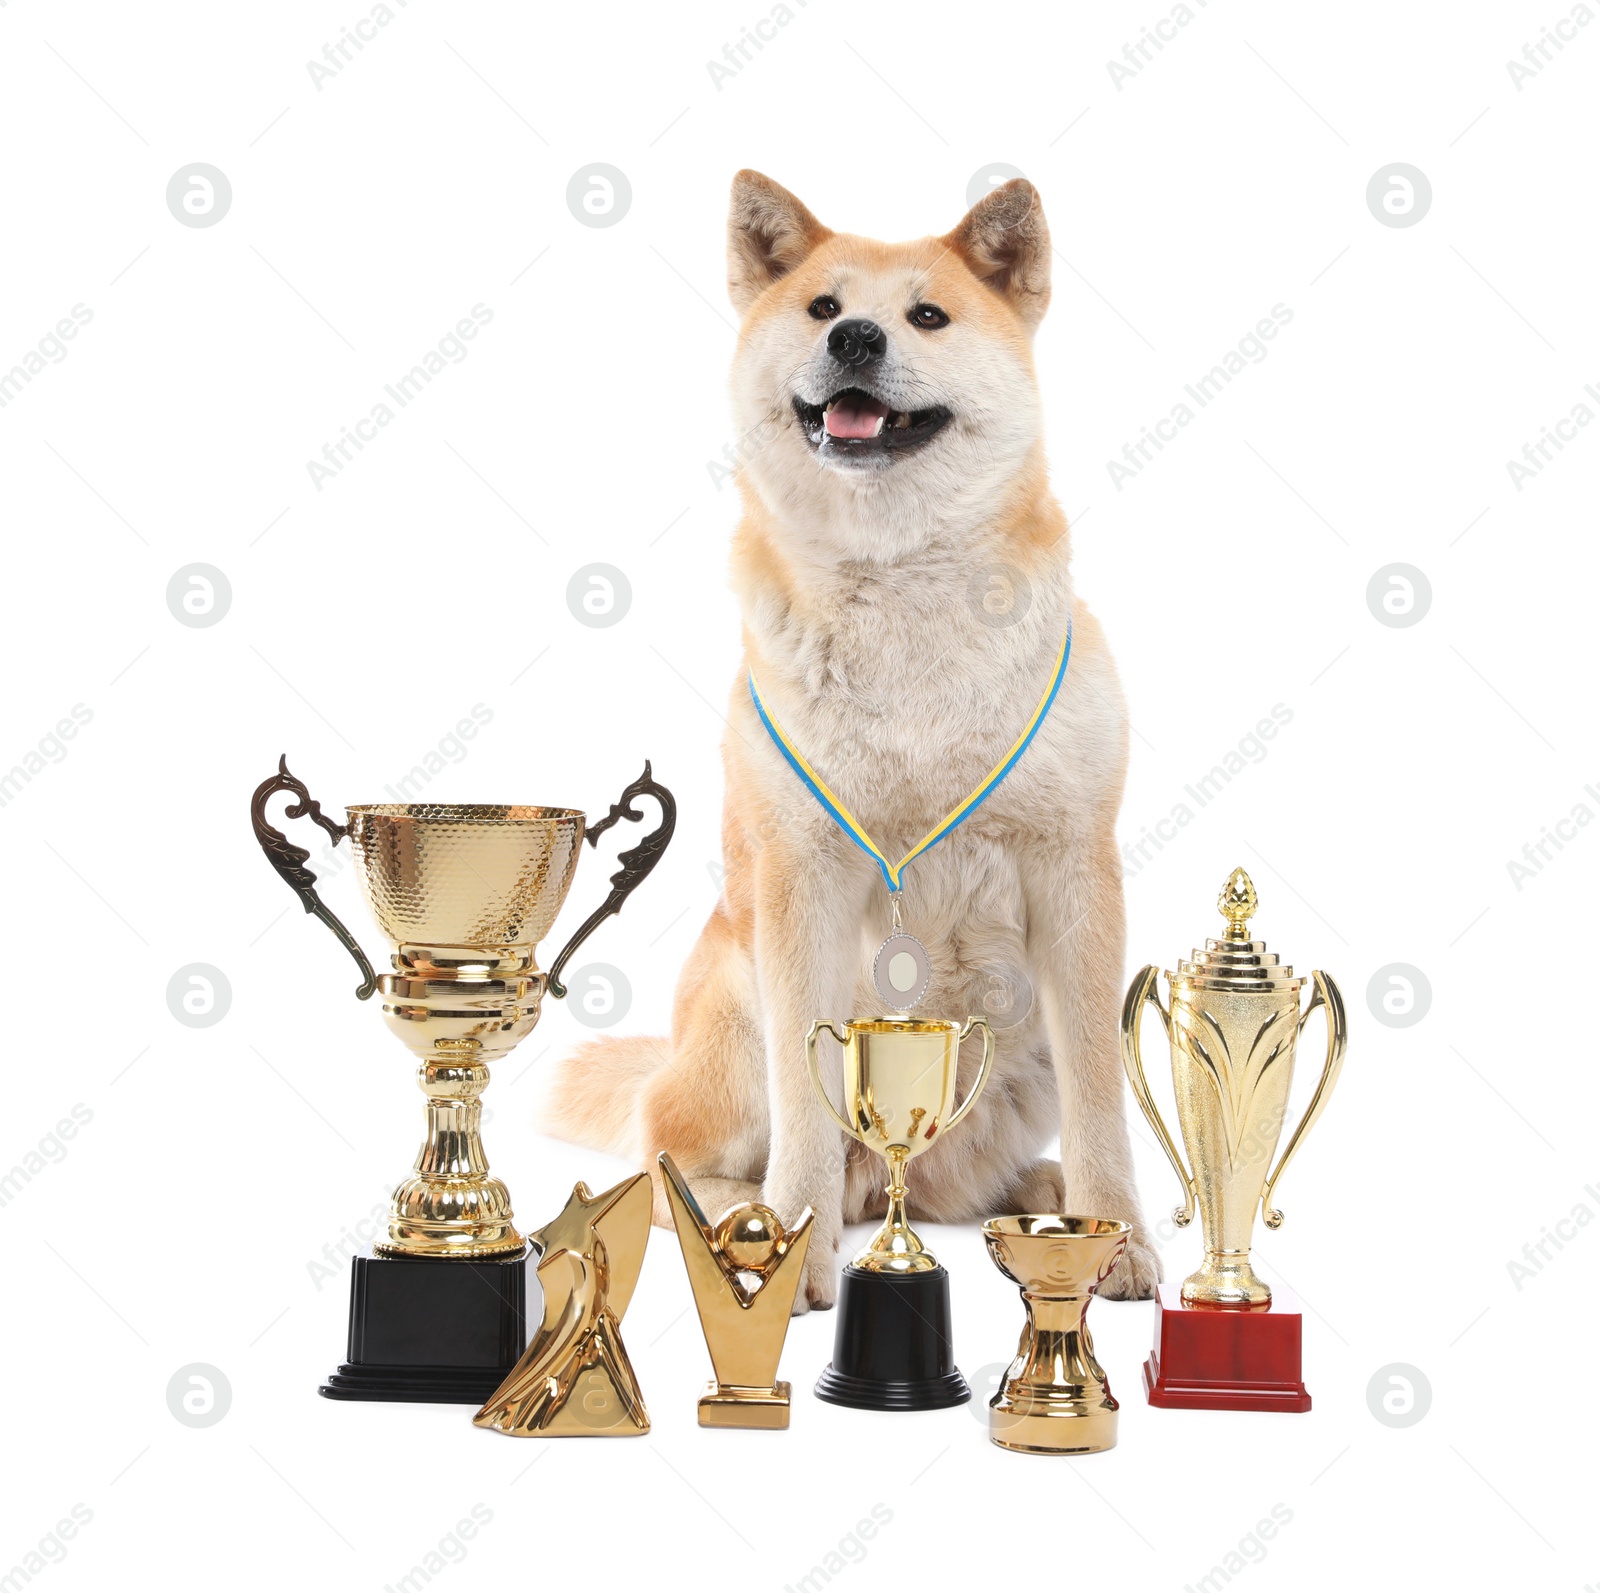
1122 866 1345 1411
983 1215 1130 1454
806 1014 993 1410
250 755 674 1403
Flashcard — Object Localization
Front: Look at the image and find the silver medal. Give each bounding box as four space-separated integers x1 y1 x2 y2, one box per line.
872 893 930 1010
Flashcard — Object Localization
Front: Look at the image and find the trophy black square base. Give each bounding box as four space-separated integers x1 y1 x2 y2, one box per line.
319 1246 529 1405
814 1263 970 1412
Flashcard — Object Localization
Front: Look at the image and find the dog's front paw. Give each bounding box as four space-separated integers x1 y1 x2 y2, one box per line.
792 1241 839 1315
1004 1158 1066 1213
1098 1228 1162 1301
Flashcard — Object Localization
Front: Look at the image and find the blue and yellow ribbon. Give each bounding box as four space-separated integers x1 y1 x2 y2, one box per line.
748 620 1073 894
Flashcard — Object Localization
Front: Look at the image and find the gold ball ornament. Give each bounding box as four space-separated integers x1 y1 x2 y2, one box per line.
714 1203 784 1270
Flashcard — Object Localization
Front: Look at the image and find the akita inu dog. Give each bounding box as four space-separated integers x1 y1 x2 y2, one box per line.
543 171 1158 1312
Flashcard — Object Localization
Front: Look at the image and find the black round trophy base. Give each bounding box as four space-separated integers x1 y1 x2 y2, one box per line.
814 1263 971 1412
813 1365 971 1412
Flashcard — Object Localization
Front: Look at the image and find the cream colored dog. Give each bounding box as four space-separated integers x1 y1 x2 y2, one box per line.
544 171 1158 1312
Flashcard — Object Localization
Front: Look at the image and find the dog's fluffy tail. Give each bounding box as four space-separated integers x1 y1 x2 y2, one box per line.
539 1035 670 1158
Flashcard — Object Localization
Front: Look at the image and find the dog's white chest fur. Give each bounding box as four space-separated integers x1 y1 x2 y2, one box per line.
745 548 1124 864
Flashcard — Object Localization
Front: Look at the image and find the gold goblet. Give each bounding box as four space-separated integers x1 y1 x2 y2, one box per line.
983 1215 1131 1454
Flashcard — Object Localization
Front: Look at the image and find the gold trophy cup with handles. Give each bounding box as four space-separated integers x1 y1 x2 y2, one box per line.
1121 867 1346 1411
250 755 674 1403
806 1014 993 1410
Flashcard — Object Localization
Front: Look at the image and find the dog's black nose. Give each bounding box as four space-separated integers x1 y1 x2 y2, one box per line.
827 318 885 370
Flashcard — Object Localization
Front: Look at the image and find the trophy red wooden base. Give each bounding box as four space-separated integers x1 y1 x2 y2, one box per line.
1142 1283 1312 1413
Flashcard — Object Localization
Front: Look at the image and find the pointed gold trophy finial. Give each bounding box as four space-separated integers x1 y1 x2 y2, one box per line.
1218 866 1258 941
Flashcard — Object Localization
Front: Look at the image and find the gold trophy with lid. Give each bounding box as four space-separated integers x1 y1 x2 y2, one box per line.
1121 868 1345 1410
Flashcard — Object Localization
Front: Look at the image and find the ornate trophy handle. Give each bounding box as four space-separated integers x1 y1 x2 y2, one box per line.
1119 965 1197 1227
249 755 377 1000
805 1020 860 1139
945 1016 996 1132
547 762 677 1000
1260 969 1347 1230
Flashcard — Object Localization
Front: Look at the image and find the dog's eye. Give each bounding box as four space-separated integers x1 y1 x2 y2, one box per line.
909 303 950 330
808 295 841 321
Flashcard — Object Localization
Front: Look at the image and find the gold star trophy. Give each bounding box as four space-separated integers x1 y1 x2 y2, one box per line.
474 1173 653 1437
658 1153 814 1428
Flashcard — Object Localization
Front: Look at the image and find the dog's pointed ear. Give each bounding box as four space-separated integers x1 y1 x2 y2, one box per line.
727 170 831 316
943 179 1051 331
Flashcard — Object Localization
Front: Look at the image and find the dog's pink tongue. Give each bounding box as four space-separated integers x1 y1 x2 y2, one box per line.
825 393 890 439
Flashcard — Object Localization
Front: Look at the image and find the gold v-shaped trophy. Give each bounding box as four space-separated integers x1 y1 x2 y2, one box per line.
250 755 674 1403
659 1152 814 1428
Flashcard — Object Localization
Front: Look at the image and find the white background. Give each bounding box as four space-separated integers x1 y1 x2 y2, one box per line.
3 1 1597 1588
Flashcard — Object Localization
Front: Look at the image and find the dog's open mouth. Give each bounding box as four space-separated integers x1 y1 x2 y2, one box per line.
792 388 951 456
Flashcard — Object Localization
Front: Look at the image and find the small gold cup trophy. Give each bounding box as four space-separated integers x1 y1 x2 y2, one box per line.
249 756 674 1403
1121 868 1346 1411
806 1015 993 1410
983 1215 1130 1454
